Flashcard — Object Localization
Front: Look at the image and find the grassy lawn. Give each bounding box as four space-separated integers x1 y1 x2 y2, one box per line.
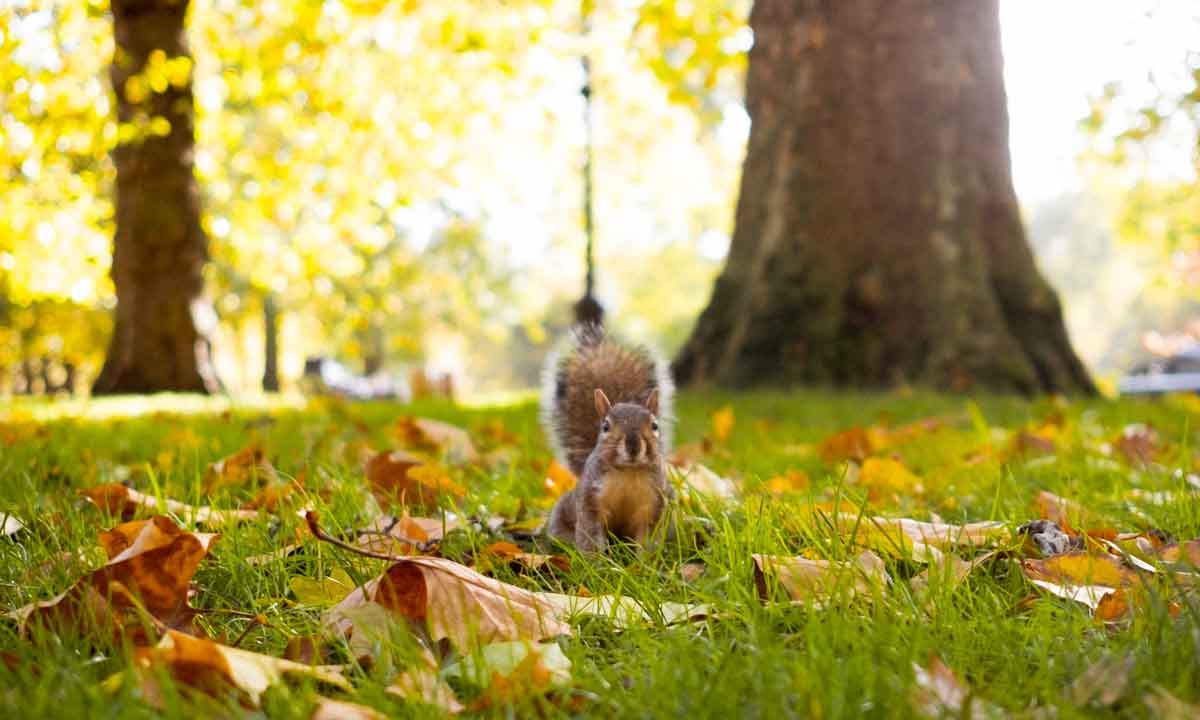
2 390 1199 718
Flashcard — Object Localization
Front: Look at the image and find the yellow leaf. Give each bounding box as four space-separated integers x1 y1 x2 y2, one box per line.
710 405 735 443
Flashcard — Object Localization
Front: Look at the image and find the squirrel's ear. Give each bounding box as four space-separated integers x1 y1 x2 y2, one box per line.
594 389 612 417
644 388 659 415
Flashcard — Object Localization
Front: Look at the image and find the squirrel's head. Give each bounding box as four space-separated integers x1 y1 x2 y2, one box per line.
592 388 662 469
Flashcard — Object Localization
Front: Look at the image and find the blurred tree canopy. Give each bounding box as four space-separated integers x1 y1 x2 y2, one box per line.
1 0 749 394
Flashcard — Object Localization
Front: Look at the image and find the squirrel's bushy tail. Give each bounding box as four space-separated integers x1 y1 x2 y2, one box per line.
541 323 674 476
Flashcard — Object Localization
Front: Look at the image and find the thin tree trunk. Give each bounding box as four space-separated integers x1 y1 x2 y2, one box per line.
262 294 280 392
93 0 216 395
674 0 1093 394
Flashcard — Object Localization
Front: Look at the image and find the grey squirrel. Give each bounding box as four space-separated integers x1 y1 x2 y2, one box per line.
541 324 675 552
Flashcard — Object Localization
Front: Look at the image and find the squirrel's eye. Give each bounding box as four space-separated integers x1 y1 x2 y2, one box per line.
601 419 611 433
651 421 659 432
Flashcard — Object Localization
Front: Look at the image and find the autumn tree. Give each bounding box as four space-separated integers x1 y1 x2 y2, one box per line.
93 0 215 394
674 0 1094 394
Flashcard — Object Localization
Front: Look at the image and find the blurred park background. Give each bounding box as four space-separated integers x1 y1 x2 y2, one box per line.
1 0 1198 400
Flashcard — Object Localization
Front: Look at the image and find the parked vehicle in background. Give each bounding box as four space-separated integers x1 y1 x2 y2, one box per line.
1118 347 1200 395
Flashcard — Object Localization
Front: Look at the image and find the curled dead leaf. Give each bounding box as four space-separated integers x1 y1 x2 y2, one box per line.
128 630 346 708
9 515 217 639
324 556 572 650
204 444 279 493
753 551 890 604
80 483 259 528
543 461 577 498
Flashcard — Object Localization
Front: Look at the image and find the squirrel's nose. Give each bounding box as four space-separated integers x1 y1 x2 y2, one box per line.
625 433 642 457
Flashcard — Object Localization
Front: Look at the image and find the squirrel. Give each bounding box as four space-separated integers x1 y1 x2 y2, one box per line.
542 324 675 552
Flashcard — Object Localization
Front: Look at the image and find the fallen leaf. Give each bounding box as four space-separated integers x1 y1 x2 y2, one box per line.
9 515 217 639
291 567 357 607
365 451 465 511
393 416 478 463
1033 490 1088 533
310 698 387 720
204 444 280 493
477 542 569 574
1021 551 1140 589
129 629 347 707
1027 579 1117 610
543 461 577 498
818 427 872 463
324 557 572 650
753 551 890 604
1094 589 1131 623
858 457 924 498
710 405 735 443
1067 654 1134 707
356 513 461 555
910 552 999 597
244 477 304 512
446 640 571 711
680 562 706 582
670 462 737 501
1114 424 1159 465
1 513 25 537
1143 685 1200 718
387 648 465 714
763 470 809 496
911 655 1001 719
80 483 260 528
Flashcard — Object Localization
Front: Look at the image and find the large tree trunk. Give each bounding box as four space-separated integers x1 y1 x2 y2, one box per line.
93 0 215 395
674 0 1093 394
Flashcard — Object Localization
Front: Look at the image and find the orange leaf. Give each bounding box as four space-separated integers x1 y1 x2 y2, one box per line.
1094 589 1130 623
365 451 465 511
764 470 809 496
9 516 218 639
543 461 577 498
1022 551 1139 589
204 444 279 492
710 405 735 443
818 427 872 463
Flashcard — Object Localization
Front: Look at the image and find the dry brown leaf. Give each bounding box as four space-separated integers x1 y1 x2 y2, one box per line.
130 629 347 707
680 562 706 583
1159 539 1200 566
670 462 737 501
710 405 735 443
80 483 260 528
477 541 570 574
1094 589 1131 623
818 427 872 463
8 515 217 639
204 444 280 493
386 647 465 714
753 551 890 604
393 416 479 463
355 513 461 555
324 557 572 650
365 451 465 511
310 698 387 720
543 461 577 498
910 551 999 597
1114 424 1160 465
1067 654 1134 707
912 655 1001 719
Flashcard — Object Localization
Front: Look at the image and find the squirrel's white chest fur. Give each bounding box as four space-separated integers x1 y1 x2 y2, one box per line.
595 468 661 539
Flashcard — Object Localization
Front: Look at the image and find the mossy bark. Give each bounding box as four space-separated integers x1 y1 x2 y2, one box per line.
93 0 215 395
674 0 1093 394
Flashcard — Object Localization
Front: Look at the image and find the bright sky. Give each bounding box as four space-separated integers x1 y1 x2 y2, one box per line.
1000 0 1198 203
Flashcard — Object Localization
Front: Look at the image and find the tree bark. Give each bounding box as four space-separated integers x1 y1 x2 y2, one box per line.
262 293 280 392
93 0 216 395
674 0 1093 394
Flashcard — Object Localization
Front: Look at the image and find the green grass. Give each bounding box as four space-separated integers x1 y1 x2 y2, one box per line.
2 390 1199 718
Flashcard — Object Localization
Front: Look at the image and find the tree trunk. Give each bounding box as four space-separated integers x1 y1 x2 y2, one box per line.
674 0 1093 394
262 294 280 392
93 0 216 395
